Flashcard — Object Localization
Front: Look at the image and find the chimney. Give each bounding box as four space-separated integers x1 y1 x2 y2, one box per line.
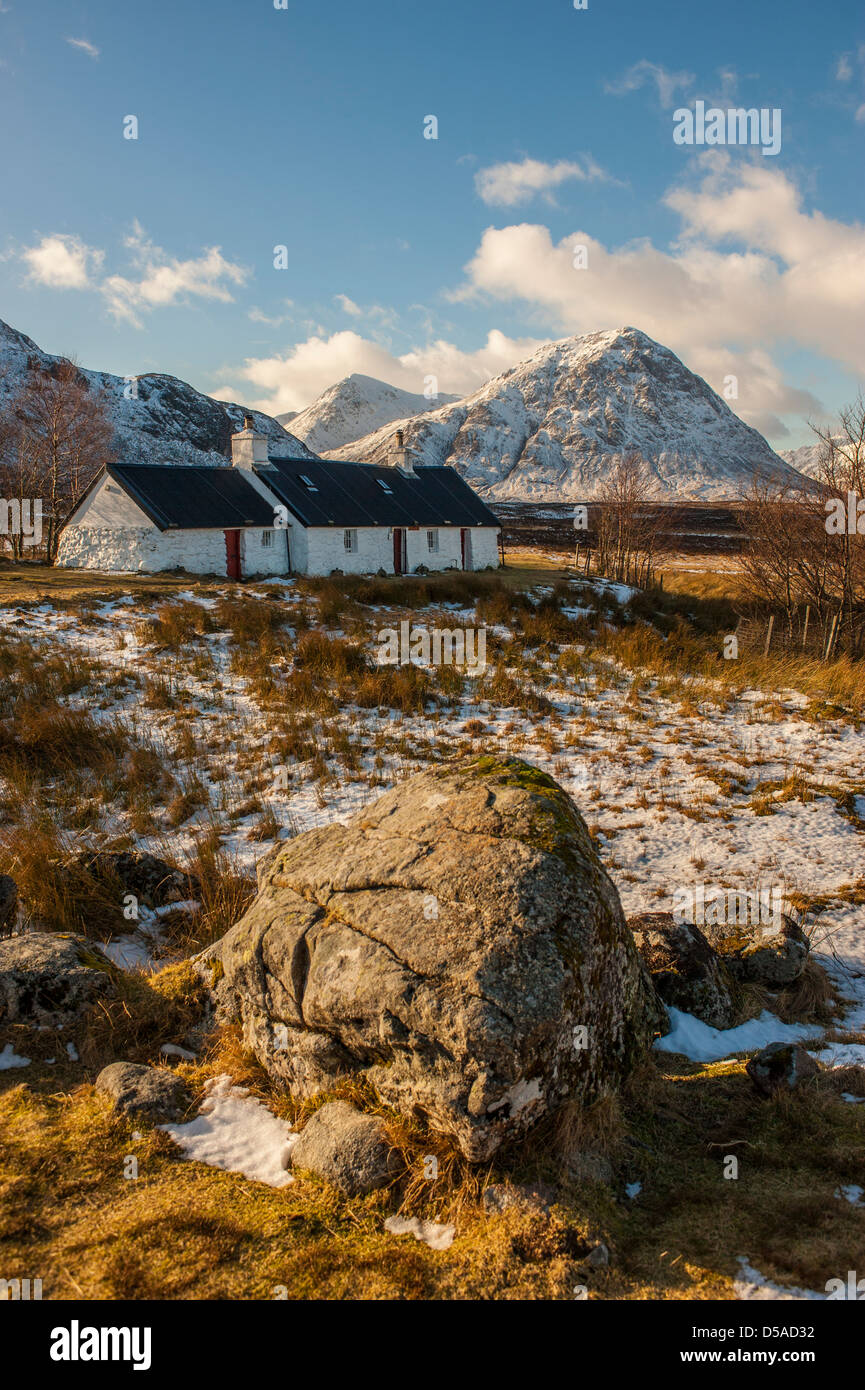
387 427 415 476
231 414 269 469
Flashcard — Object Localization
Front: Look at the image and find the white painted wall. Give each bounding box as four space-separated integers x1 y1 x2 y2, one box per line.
305 526 393 576
462 527 500 570
56 523 290 576
242 527 292 576
57 525 227 574
72 476 153 528
299 525 500 575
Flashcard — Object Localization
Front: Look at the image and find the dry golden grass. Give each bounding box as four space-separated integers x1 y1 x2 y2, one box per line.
2 976 863 1302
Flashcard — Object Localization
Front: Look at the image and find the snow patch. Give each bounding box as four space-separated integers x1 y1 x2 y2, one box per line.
0 1043 30 1070
654 1007 821 1064
384 1215 455 1251
160 1074 297 1188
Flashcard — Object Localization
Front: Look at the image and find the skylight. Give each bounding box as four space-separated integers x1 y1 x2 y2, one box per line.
299 475 318 492
376 478 393 494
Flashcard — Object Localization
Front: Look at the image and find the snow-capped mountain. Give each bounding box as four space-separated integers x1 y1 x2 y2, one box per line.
0 319 315 467
333 328 806 501
284 373 460 454
779 440 832 481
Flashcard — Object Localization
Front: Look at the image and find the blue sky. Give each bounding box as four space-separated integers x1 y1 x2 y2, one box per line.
1 0 863 448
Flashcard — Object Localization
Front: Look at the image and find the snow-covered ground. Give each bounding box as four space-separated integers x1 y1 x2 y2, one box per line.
2 576 863 1064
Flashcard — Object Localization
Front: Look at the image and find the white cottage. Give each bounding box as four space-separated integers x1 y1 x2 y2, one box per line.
56 421 502 579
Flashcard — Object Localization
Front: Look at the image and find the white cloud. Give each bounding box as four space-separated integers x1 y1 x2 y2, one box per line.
228 328 544 416
475 157 608 207
452 155 865 431
248 304 293 327
66 37 99 59
18 223 248 327
334 293 363 316
604 60 695 108
100 224 248 326
835 44 865 118
21 234 102 289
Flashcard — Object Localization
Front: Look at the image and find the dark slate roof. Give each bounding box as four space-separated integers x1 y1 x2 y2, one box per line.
254 457 501 529
105 464 276 530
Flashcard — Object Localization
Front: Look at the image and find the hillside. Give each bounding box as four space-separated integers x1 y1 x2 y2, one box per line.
0 319 316 468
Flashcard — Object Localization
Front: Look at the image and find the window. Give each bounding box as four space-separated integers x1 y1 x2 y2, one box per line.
427 529 439 552
376 477 393 495
261 530 273 548
344 528 358 553
299 474 318 492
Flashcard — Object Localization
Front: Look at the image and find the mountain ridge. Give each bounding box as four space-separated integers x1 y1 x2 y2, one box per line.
0 318 316 469
283 372 460 454
331 327 807 501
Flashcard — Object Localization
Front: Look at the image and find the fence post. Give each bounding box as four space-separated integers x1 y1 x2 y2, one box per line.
802 605 810 650
763 614 775 658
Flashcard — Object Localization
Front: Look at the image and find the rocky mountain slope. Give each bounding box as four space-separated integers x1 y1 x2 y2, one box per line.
0 319 315 468
283 373 459 454
333 328 807 501
779 440 833 481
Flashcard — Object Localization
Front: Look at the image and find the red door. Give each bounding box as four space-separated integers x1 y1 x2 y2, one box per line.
224 529 242 580
392 527 405 574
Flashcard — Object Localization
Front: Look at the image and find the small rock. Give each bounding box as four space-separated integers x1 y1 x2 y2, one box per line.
96 1062 191 1122
72 851 198 910
290 1100 397 1196
565 1151 614 1185
629 912 736 1030
746 1042 820 1096
586 1242 611 1268
0 932 116 1025
482 1181 557 1215
724 917 809 989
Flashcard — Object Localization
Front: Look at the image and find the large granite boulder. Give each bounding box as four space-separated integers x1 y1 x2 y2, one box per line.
0 932 117 1025
203 756 661 1161
628 911 736 1030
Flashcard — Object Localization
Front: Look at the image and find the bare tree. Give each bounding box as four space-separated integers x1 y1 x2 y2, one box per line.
738 396 865 657
6 360 115 561
593 452 666 586
808 395 865 654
